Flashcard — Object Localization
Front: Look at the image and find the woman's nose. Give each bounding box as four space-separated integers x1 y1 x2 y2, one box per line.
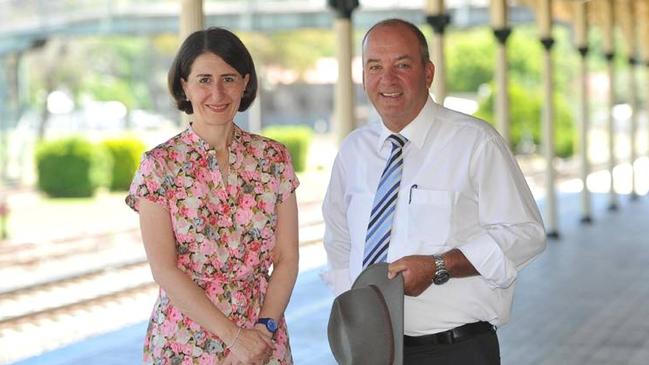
209 82 226 97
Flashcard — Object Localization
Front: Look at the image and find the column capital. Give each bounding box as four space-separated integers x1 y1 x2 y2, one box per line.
540 37 555 50
426 14 451 35
327 0 358 19
492 27 512 45
577 46 589 58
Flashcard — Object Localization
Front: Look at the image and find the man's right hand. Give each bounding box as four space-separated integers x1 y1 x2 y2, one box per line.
388 255 436 296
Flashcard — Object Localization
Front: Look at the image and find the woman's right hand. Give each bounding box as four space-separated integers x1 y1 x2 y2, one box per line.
223 328 274 365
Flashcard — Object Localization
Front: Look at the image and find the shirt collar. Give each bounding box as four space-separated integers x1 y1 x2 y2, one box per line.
376 95 436 151
184 123 244 157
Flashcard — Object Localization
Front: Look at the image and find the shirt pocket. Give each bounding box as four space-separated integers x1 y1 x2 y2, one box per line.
407 188 454 254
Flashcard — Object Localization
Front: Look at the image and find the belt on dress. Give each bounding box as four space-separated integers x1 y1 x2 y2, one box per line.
404 321 496 347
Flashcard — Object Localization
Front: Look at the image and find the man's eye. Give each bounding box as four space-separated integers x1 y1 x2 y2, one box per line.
396 63 410 69
368 65 381 71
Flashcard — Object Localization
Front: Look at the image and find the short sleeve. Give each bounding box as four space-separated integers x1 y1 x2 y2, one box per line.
276 144 300 203
125 151 170 212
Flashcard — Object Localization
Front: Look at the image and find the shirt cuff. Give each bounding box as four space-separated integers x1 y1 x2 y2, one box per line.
457 234 517 289
320 268 352 296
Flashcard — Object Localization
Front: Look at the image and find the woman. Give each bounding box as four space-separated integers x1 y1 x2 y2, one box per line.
126 27 299 364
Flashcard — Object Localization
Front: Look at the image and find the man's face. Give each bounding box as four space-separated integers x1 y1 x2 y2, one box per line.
362 24 434 132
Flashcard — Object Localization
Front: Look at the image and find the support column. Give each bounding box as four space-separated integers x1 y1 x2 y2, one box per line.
328 0 358 144
628 57 639 200
620 0 639 200
490 0 511 145
602 0 618 211
643 2 649 170
0 57 9 240
180 0 204 41
574 1 591 223
426 0 450 104
538 0 558 239
0 54 19 240
248 77 262 133
178 0 204 126
1 56 16 184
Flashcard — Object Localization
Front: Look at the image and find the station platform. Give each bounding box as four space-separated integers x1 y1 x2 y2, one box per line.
11 191 649 365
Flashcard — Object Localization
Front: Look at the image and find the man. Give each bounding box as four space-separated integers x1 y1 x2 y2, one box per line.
322 18 546 364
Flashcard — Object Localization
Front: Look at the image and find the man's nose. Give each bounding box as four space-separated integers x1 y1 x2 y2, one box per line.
380 68 398 83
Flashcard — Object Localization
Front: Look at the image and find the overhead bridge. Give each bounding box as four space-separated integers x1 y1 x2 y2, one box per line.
0 0 534 56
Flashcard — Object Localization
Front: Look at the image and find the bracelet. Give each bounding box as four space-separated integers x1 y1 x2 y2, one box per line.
226 327 242 350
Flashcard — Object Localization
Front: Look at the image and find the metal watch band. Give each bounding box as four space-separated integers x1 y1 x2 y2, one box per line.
432 254 450 285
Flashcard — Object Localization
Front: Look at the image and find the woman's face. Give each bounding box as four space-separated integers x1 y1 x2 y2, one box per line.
181 52 249 128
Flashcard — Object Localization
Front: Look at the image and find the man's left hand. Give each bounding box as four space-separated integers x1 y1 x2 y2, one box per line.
388 255 436 296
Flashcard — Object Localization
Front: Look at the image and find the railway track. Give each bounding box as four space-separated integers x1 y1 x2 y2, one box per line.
0 228 140 268
0 215 324 330
0 258 152 327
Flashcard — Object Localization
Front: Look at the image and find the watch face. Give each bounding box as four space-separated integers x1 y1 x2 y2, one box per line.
433 271 450 285
266 319 278 332
258 318 278 333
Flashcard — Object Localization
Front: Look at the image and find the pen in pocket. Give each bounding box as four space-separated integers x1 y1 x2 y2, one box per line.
408 184 418 204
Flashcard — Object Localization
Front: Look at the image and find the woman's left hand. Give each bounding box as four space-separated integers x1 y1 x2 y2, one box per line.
222 327 274 365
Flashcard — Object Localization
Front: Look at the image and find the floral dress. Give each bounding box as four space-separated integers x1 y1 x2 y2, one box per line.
126 125 299 364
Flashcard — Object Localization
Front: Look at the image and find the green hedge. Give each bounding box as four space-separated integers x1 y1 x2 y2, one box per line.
261 125 312 173
36 137 112 197
102 136 146 191
475 82 575 158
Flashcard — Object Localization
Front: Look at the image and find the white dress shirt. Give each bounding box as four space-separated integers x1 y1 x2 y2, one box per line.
322 97 546 336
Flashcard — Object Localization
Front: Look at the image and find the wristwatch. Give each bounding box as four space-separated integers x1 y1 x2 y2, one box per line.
432 254 450 285
256 317 278 334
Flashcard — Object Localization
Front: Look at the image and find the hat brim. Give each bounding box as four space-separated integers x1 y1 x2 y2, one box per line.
328 285 395 364
352 263 404 365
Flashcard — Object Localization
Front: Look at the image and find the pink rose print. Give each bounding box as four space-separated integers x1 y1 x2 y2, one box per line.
206 282 224 297
199 353 216 365
235 209 253 225
168 307 182 322
238 194 255 210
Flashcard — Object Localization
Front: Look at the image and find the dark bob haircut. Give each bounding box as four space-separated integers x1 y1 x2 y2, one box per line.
168 27 258 114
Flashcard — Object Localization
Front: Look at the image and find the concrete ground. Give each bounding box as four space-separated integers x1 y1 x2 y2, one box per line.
10 190 649 365
4 132 649 364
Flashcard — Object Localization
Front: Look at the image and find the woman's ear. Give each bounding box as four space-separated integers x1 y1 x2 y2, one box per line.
180 78 189 100
243 74 250 95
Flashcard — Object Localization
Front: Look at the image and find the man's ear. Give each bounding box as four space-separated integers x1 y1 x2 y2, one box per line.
425 62 435 88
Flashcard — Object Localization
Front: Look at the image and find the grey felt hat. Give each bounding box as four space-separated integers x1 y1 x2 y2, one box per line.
327 263 404 365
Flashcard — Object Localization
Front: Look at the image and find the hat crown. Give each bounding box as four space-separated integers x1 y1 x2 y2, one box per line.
327 263 404 365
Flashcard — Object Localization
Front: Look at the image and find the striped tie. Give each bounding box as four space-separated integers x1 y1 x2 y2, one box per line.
363 134 408 268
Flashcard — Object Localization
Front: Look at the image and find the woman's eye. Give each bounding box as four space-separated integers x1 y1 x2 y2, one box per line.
199 77 211 84
223 76 236 83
